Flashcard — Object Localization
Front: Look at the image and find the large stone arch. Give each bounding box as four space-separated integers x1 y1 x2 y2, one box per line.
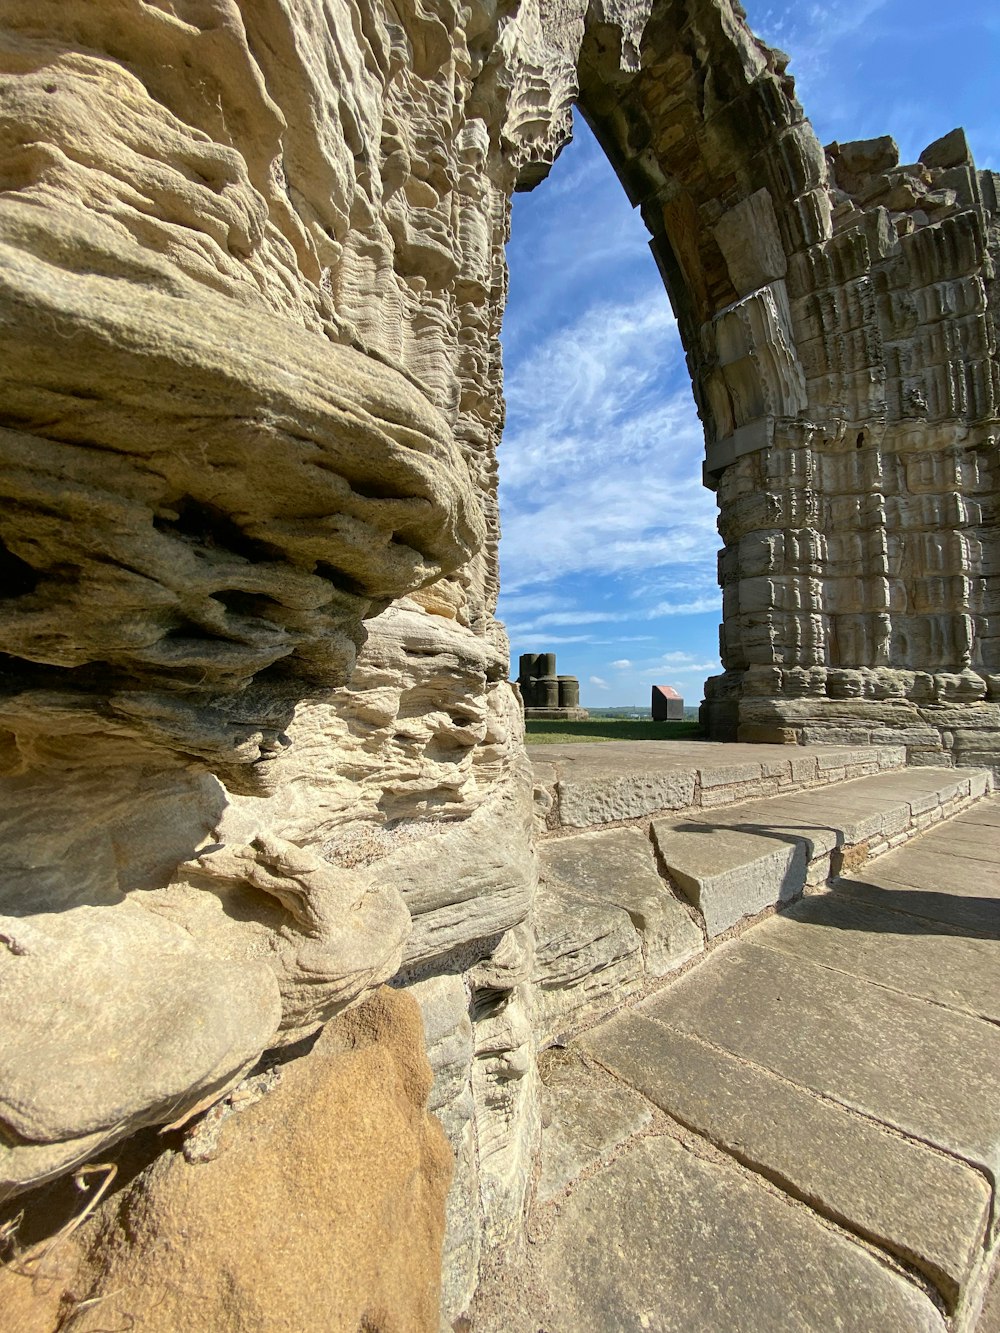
570 0 1000 767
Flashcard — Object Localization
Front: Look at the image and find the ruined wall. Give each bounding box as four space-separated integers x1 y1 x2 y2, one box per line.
1 0 998 1326
578 3 1000 767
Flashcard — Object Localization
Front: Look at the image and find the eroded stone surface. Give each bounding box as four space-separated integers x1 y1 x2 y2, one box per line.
1 988 452 1332
533 881 643 1042
1 1 999 1322
478 1134 947 1333
0 902 282 1196
538 828 702 975
582 1011 990 1308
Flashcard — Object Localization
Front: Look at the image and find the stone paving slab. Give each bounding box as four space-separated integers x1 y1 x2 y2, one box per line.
863 847 1000 898
511 1133 946 1333
836 877 1000 939
959 801 1000 829
538 828 702 977
934 826 1000 864
639 941 1000 1182
837 812 1000 935
754 893 1000 1021
536 1049 652 1203
581 1011 990 1308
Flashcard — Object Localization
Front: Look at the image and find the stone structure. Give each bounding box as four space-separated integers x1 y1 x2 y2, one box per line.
652 684 684 720
518 652 589 720
0 0 997 1326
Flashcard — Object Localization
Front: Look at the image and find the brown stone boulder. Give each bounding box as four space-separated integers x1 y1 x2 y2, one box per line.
1 987 452 1333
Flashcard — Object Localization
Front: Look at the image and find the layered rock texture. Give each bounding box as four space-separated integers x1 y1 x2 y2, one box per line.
0 0 997 1326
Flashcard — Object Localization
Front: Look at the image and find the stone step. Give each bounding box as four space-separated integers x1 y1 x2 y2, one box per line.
653 765 992 938
531 770 993 1043
489 809 1000 1333
530 740 908 830
532 827 702 1043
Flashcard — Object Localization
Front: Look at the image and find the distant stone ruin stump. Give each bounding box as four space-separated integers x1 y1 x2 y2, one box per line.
652 686 684 722
518 653 589 721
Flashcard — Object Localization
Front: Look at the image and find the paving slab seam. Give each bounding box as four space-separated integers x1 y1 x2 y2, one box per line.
532 1084 946 1315
748 933 1000 1033
831 882 1000 947
566 1052 950 1319
582 1016 992 1312
629 1007 999 1222
600 1012 997 1196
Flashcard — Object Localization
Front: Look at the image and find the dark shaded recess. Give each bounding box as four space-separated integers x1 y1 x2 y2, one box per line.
251 659 301 685
0 539 39 599
314 562 367 597
163 617 220 642
472 987 511 1021
214 588 277 620
0 651 111 693
154 497 281 563
350 479 407 501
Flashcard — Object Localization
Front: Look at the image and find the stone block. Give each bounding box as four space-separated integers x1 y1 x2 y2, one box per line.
538 828 702 978
756 893 1000 1022
713 189 787 294
536 1049 651 1202
652 823 807 936
839 843 1000 935
532 882 643 1041
641 942 1000 1182
514 1134 945 1332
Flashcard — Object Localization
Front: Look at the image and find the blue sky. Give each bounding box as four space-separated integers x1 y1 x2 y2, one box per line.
497 0 999 708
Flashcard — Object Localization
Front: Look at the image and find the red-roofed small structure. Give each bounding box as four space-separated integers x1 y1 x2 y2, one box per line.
651 685 684 721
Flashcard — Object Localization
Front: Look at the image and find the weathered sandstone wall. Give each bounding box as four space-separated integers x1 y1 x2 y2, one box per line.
577 6 1000 765
1 987 452 1332
0 0 997 1325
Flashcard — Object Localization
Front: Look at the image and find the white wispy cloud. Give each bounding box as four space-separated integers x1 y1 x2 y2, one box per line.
589 675 610 690
509 632 600 646
611 659 632 669
498 287 717 595
647 594 722 617
639 661 720 679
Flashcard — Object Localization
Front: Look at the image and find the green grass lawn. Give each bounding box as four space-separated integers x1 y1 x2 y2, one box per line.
524 718 703 745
